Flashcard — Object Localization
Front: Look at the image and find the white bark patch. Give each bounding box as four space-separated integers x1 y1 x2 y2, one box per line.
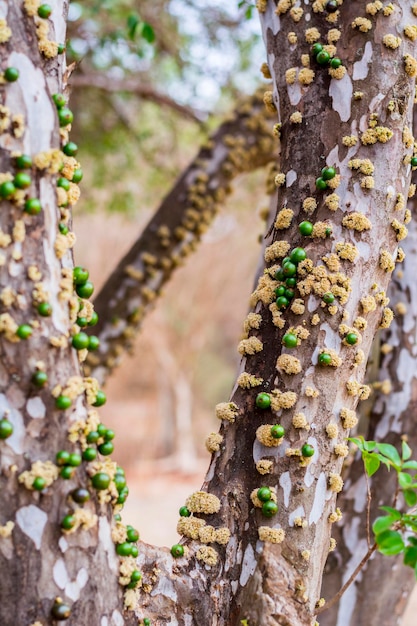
59 536 68 553
231 580 238 594
16 505 47 549
321 323 340 350
111 610 124 626
329 73 352 122
0 394 24 459
289 506 305 526
353 41 373 80
260 2 281 38
307 295 319 312
8 52 55 153
287 82 302 106
101 618 109 626
53 558 69 589
224 535 237 572
8 260 22 277
0 533 13 559
336 582 357 626
0 2 7 18
151 576 177 602
376 347 415 438
239 543 256 586
26 397 46 419
98 516 119 574
279 471 291 508
286 170 297 187
66 567 89 601
309 472 327 524
253 437 288 463
184 615 193 626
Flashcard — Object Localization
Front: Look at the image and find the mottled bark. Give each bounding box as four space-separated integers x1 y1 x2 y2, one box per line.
0 4 135 625
89 91 277 384
320 206 417 626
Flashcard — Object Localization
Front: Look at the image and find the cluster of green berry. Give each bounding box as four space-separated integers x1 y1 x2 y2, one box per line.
91 465 129 505
171 505 191 557
274 246 307 310
315 165 337 191
311 42 343 71
257 487 278 518
0 153 43 219
115 524 140 560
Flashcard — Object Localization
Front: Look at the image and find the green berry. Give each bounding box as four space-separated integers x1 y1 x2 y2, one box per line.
114 474 127 492
114 513 122 522
52 93 66 108
270 424 285 439
115 466 125 476
32 476 46 491
71 488 90 504
284 288 295 300
130 570 142 582
73 266 89 285
88 335 100 351
127 526 140 542
257 487 272 502
315 177 328 190
318 352 332 366
58 107 73 126
55 395 72 410
0 418 13 439
98 441 114 456
37 302 52 317
82 447 97 462
316 50 330 65
275 268 285 281
76 281 94 298
57 177 70 191
56 450 70 466
72 168 83 183
255 392 271 409
325 227 332 237
51 600 71 620
76 316 88 327
322 292 335 304
0 181 16 198
16 324 32 339
143 619 151 626
88 311 98 326
276 296 289 309
282 261 297 277
63 142 78 156
38 4 52 18
171 543 184 558
4 67 19 82
130 545 139 558
68 453 82 467
32 370 48 387
299 220 313 236
72 332 89 350
282 332 298 348
97 423 107 437
57 43 65 54
117 487 129 505
311 43 323 56
179 506 190 517
330 57 342 69
411 157 417 167
321 166 336 181
275 285 286 297
24 198 42 215
61 514 76 530
116 542 132 557
289 247 306 264
60 466 75 480
14 172 31 189
262 500 278 518
86 430 99 444
93 390 107 407
104 429 115 441
58 222 68 234
286 277 296 288
91 472 111 490
16 154 32 169
301 443 315 458
345 332 358 345
326 0 338 12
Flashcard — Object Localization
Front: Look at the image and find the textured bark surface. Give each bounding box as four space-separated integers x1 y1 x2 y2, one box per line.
0 4 135 625
89 91 276 385
320 213 417 626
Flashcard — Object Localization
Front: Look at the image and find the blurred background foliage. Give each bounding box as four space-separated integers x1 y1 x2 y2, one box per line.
67 0 273 544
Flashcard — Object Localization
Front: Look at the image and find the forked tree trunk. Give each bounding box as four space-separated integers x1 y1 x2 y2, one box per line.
3 2 417 626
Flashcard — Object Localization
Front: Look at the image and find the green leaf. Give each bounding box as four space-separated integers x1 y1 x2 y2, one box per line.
380 506 402 519
141 22 155 43
399 472 413 489
372 515 396 535
363 451 380 477
402 441 412 461
244 6 253 19
363 440 376 452
404 489 417 507
127 13 140 40
376 529 405 556
409 536 417 547
402 461 417 470
349 436 364 451
404 545 417 568
377 443 401 467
